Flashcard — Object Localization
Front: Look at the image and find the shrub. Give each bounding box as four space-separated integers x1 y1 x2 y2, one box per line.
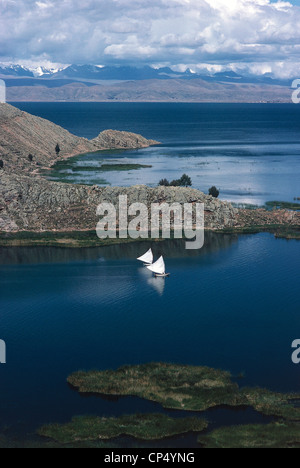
0 160 3 169
159 174 192 188
55 144 61 156
179 174 192 187
209 186 220 198
28 154 34 162
159 178 170 187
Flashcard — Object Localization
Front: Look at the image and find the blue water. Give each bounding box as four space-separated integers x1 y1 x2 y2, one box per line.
0 233 299 443
12 102 300 205
1 103 300 446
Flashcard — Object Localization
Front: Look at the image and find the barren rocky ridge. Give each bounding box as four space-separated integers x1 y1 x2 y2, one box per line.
0 103 158 173
0 103 299 236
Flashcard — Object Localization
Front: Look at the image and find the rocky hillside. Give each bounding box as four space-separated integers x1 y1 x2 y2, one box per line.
0 103 298 238
0 172 237 232
93 129 157 150
0 103 158 173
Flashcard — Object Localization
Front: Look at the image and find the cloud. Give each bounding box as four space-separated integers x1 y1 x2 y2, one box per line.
0 0 300 77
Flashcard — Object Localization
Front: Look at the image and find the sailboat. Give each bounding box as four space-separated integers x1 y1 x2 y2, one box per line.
137 248 153 266
147 256 170 278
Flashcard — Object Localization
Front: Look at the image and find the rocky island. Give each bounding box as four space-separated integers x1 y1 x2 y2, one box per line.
0 103 299 243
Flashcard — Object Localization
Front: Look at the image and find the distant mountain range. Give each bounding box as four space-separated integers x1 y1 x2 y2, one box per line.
0 63 292 86
0 64 292 103
0 65 35 77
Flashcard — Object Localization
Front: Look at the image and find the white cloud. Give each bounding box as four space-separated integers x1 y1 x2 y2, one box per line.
0 0 300 78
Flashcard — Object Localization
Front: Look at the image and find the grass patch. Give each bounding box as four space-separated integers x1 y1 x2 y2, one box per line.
265 201 300 211
198 422 300 448
67 363 300 419
219 225 300 240
0 231 148 248
45 161 151 185
69 164 152 172
38 414 208 444
0 434 121 449
68 363 240 412
98 164 152 171
45 158 151 178
240 387 300 420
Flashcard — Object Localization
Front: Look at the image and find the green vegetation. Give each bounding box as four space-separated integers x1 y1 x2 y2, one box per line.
55 144 61 156
0 231 149 248
159 174 192 187
67 363 300 419
265 201 300 211
198 422 300 448
0 225 299 248
0 160 3 169
208 186 220 198
158 178 170 187
45 158 152 184
219 224 300 240
70 164 152 172
68 363 240 412
38 414 208 444
100 163 152 171
28 154 34 162
240 387 300 420
0 433 120 449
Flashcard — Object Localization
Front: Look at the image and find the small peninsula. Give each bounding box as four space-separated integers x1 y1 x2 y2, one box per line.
0 103 299 243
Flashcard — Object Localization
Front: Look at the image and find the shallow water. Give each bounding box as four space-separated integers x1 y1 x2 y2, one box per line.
13 102 300 205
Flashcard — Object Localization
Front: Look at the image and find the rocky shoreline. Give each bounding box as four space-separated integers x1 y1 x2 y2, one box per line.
0 103 299 243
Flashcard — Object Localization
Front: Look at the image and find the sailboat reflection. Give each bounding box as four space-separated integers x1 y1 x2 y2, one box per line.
139 267 166 296
147 276 166 296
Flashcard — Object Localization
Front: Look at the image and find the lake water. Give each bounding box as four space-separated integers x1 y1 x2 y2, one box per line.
13 102 300 205
0 233 299 445
1 103 299 447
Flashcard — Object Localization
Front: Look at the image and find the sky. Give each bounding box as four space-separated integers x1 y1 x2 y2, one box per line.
0 0 300 78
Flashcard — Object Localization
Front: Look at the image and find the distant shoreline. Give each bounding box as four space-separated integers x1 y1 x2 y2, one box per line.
6 99 292 104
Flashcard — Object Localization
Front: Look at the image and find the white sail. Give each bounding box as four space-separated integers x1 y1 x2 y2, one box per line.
147 256 165 275
137 248 153 265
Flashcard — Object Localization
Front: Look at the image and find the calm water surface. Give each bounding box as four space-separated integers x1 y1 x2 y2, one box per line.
0 233 299 443
13 103 300 205
1 103 300 446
